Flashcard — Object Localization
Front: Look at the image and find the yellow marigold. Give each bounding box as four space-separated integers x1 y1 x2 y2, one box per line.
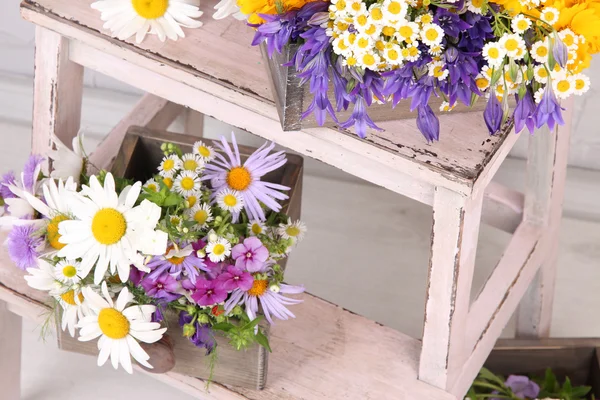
546 0 600 53
241 0 318 24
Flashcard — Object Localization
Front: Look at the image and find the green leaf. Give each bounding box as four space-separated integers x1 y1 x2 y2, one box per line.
243 316 263 331
569 386 592 398
211 322 234 332
163 193 182 207
490 66 504 87
477 368 508 388
543 368 559 393
255 330 272 353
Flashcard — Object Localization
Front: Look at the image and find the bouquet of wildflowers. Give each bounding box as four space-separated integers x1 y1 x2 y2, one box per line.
214 0 598 141
0 132 306 373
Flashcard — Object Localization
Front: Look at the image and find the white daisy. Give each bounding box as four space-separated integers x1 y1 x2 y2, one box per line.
173 171 201 196
415 13 433 25
216 189 244 214
192 140 217 162
277 218 307 242
143 178 160 193
24 259 62 293
169 215 182 228
48 132 85 184
183 190 202 208
420 23 444 47
499 33 526 58
212 0 246 20
511 15 531 34
533 64 550 83
57 287 89 337
466 0 484 14
346 0 367 15
572 73 590 95
540 7 560 25
247 220 267 236
78 283 166 373
382 0 408 22
530 39 550 63
157 155 181 178
180 153 204 174
54 259 85 285
428 44 444 56
396 21 419 43
552 71 575 99
91 0 203 44
206 238 231 262
428 61 449 80
534 87 545 104
558 28 579 50
186 202 213 229
57 173 168 284
439 101 456 112
482 42 506 67
474 74 491 91
383 44 404 65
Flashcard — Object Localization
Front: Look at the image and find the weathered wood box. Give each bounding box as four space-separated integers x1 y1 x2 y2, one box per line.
57 126 304 390
485 338 600 397
261 42 489 131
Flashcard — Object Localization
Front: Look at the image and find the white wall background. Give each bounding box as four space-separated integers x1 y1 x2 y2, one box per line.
1 0 600 169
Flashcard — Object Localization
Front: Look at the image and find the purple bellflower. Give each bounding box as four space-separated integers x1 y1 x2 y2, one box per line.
416 104 440 142
513 91 536 134
179 311 216 354
484 91 504 134
535 86 564 130
552 34 569 69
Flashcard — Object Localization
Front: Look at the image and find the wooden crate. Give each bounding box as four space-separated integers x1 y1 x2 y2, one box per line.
485 338 600 397
261 42 489 131
57 126 304 389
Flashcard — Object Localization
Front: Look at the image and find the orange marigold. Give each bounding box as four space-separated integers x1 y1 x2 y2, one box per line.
239 0 319 24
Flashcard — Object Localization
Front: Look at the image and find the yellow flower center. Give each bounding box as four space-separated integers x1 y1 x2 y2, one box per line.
399 26 413 39
335 0 346 11
62 265 77 278
47 214 69 250
180 176 195 191
504 38 519 51
537 68 548 78
433 66 445 77
365 24 377 35
223 194 238 207
98 308 130 339
382 26 396 36
421 14 433 23
375 40 385 51
387 49 399 60
162 158 175 171
362 54 376 66
543 11 555 21
536 46 548 57
131 0 169 19
408 47 419 57
487 47 500 59
197 146 211 158
351 2 361 11
556 79 571 92
356 15 368 26
163 177 173 189
516 20 529 31
425 28 439 41
471 0 483 7
147 183 158 192
91 208 127 245
186 195 198 208
575 79 585 90
61 290 84 306
286 226 301 237
475 77 489 88
347 56 357 66
357 37 370 48
170 216 181 225
183 159 198 171
251 223 263 235
563 35 574 47
248 279 268 297
387 1 401 14
194 209 208 225
226 167 252 191
212 243 226 256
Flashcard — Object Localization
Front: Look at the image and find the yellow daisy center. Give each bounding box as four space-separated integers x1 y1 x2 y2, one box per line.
543 11 555 21
387 1 401 14
162 158 175 171
487 47 500 59
408 47 419 57
61 290 84 306
62 265 77 278
248 279 268 297
375 40 385 51
180 176 195 191
286 226 301 237
504 38 519 51
563 35 574 47
147 183 158 192
357 37 370 48
98 308 130 339
476 77 489 88
536 46 548 57
575 79 585 90
425 28 439 41
421 14 433 23
212 243 226 256
399 26 413 39
371 7 383 20
365 24 377 35
556 79 571 93
433 66 445 77
471 0 483 7
197 146 211 158
186 194 198 207
387 49 399 60
356 15 367 26
251 223 263 235
91 208 127 245
346 56 357 66
516 20 529 31
194 209 208 225
351 2 361 11
382 26 396 36
163 177 173 189
538 68 548 78
131 0 169 19
335 0 346 11
223 194 238 207
362 54 376 66
47 214 69 250
183 159 198 171
227 167 252 191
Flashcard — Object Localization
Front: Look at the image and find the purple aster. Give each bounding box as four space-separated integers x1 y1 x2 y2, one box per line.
491 375 540 400
7 224 43 270
141 272 182 302
217 265 254 291
146 244 208 284
191 278 228 306
513 92 536 134
22 154 44 192
535 86 564 130
231 237 269 272
0 171 16 201
202 133 290 222
179 311 216 354
416 104 440 142
484 91 504 135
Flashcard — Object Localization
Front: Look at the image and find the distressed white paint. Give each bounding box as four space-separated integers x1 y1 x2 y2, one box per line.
0 301 22 400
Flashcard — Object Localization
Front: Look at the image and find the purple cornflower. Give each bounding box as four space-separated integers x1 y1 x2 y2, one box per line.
141 273 182 302
484 91 504 135
0 171 16 201
179 311 216 354
491 375 540 400
146 244 208 284
513 92 536 134
552 34 569 69
7 224 43 270
416 104 440 142
535 86 564 130
23 154 44 192
231 237 269 272
191 278 228 306
217 265 253 291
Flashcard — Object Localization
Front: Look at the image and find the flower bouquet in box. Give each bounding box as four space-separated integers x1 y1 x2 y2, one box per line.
0 132 306 375
213 0 598 141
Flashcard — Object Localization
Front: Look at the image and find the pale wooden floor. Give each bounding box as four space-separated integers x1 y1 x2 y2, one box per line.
2 87 599 399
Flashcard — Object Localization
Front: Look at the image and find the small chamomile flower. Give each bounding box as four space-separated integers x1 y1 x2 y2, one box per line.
439 101 456 112
330 0 347 14
428 61 448 80
169 215 183 228
558 28 579 50
533 64 550 83
180 153 204 174
396 21 419 42
353 12 371 30
499 33 526 59
54 260 84 285
482 42 506 67
382 0 408 22
216 189 244 213
173 171 201 196
206 238 231 262
345 0 366 15
192 141 216 162
552 71 575 99
416 13 433 25
332 36 352 55
511 15 531 34
143 178 159 193
420 23 444 46
474 74 491 90
368 4 385 24
357 52 381 69
278 219 307 242
467 0 485 14
248 220 267 236
342 55 359 67
429 44 444 56
530 39 550 63
540 7 559 25
534 87 545 103
572 73 590 95
186 202 213 229
158 155 181 177
184 190 202 208
481 65 494 79
383 44 404 65
353 33 374 52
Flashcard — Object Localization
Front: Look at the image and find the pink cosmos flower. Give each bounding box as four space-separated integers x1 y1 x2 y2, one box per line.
231 237 268 272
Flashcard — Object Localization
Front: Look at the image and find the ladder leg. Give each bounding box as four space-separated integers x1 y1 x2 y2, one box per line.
419 187 484 390
0 301 22 400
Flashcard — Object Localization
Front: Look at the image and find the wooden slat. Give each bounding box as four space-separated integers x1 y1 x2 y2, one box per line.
0 300 22 400
482 182 524 233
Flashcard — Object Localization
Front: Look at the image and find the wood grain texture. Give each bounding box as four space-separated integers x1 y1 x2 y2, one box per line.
0 300 22 400
21 0 518 199
32 26 83 173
